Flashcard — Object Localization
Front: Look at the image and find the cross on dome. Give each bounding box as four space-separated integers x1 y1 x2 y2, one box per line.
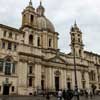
29 0 32 6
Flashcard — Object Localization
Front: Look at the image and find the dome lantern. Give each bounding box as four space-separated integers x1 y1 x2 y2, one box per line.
36 1 45 16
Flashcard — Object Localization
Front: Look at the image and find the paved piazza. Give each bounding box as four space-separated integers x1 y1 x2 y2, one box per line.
0 96 99 100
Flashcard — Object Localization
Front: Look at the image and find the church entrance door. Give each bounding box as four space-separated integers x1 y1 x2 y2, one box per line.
3 85 9 95
55 77 59 91
67 82 71 89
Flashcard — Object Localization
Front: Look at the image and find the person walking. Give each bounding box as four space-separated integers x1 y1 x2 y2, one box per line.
90 91 93 99
58 90 62 100
46 92 50 100
62 90 66 100
66 89 73 100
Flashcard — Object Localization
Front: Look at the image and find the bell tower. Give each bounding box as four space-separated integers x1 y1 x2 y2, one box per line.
70 22 84 57
21 0 36 28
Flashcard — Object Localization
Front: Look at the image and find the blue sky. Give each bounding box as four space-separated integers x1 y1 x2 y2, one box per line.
0 0 100 54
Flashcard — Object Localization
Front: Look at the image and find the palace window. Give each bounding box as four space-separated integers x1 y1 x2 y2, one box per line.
5 59 11 75
14 44 17 51
8 42 12 50
5 58 15 75
37 37 40 46
29 65 32 74
0 60 3 72
9 32 12 38
29 77 32 87
12 86 14 92
2 42 5 49
3 30 7 37
89 71 96 81
12 63 15 74
29 35 33 45
15 34 17 40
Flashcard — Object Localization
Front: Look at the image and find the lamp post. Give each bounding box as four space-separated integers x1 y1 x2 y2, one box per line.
73 42 80 100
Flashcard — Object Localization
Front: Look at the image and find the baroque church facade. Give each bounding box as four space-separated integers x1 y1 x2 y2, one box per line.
0 0 100 95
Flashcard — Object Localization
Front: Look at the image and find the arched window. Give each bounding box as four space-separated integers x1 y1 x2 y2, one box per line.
5 58 12 75
4 57 16 75
29 35 33 45
30 15 34 24
49 38 52 47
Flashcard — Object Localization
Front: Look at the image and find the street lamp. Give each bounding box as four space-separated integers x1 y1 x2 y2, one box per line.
73 42 80 100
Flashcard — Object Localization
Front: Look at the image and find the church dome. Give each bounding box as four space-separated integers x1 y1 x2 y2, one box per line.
36 16 55 32
36 1 55 32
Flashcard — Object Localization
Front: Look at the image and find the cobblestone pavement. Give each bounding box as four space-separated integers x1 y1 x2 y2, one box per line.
0 95 99 100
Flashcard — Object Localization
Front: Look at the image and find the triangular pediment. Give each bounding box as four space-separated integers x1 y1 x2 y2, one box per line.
47 56 66 64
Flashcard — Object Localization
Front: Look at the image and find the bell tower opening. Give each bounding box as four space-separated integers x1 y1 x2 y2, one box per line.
30 15 34 25
70 21 84 57
21 0 35 29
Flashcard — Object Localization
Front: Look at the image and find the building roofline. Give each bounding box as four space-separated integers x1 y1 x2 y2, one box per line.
0 24 24 33
84 51 100 57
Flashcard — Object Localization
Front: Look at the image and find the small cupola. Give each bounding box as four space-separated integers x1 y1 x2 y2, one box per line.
36 1 45 16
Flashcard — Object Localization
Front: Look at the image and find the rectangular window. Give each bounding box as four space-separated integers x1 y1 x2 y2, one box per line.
9 32 12 38
37 37 40 46
29 77 32 87
2 42 5 49
3 30 7 37
15 34 17 40
5 62 11 75
12 63 15 74
14 44 17 51
0 60 3 72
12 86 14 92
29 66 32 74
8 42 12 50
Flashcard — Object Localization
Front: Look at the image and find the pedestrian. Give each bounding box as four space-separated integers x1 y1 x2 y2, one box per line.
90 91 93 99
85 90 88 98
62 90 66 100
46 92 50 100
58 89 62 100
66 89 73 100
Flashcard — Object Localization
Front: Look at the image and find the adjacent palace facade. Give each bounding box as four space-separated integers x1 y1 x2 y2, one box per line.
0 0 100 95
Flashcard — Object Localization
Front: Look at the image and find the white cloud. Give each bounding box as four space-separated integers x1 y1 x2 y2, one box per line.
0 0 100 54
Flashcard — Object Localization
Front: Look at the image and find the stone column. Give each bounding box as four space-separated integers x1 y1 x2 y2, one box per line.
72 71 75 90
52 68 55 91
95 70 98 89
63 70 67 89
85 72 90 90
45 67 52 91
17 61 28 95
60 70 65 89
34 64 41 91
